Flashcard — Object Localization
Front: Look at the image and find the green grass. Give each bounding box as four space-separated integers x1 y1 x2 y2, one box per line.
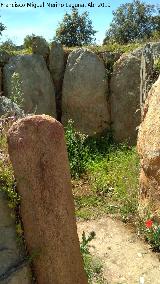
63 37 159 55
73 145 139 221
88 145 139 218
86 42 142 53
1 36 159 59
63 42 144 54
65 120 140 221
0 47 32 56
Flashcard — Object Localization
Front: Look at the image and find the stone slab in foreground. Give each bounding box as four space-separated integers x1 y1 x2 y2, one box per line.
7 115 87 284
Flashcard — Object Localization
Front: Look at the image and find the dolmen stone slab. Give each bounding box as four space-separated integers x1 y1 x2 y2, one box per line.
137 76 160 220
62 49 110 136
7 115 87 284
3 55 56 116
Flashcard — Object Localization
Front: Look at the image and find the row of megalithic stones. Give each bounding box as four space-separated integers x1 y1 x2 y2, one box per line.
7 114 88 284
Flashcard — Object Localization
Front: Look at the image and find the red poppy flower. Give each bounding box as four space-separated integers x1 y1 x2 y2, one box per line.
145 219 153 228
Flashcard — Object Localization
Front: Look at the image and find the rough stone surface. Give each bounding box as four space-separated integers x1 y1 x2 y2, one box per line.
137 76 160 220
0 96 24 117
3 55 56 116
49 42 65 121
110 53 141 144
140 42 160 115
62 49 110 135
49 41 64 92
0 265 31 284
32 36 50 62
0 192 31 284
131 46 143 58
150 41 160 59
140 43 154 113
7 115 88 284
131 42 160 59
0 51 10 67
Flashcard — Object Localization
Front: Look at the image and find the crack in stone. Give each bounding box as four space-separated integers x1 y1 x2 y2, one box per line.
0 247 8 252
0 258 28 281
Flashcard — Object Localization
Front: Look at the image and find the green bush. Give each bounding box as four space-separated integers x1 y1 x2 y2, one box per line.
65 120 90 178
65 120 113 178
0 39 16 52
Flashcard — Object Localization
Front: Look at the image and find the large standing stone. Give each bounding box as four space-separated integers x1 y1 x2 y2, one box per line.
3 55 56 116
0 192 31 284
62 49 110 136
137 76 160 220
110 53 141 144
7 115 87 284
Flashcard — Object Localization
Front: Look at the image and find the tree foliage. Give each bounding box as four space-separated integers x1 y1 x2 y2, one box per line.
23 33 36 48
0 17 6 36
55 8 97 47
0 39 16 51
103 0 160 44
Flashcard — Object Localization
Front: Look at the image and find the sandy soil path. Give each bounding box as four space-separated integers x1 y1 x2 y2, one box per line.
77 216 160 284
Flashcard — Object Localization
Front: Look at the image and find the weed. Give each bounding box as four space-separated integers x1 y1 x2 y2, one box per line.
65 119 90 178
80 231 96 254
80 231 104 283
10 72 24 109
65 119 114 178
139 217 160 252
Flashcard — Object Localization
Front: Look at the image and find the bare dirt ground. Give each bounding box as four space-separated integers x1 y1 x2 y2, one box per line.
77 216 160 284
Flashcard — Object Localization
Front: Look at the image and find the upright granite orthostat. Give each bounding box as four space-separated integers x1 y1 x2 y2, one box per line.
7 115 87 284
62 48 110 136
137 76 160 220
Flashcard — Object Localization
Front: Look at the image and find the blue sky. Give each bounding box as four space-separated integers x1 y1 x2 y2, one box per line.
0 0 159 45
